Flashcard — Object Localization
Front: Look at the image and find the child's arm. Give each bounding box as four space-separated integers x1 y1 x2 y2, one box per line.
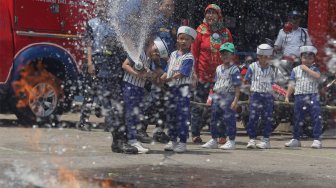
300 65 321 79
122 58 147 78
87 46 95 75
231 85 241 111
285 70 296 103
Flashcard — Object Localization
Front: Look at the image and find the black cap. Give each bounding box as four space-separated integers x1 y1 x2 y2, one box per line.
288 10 302 18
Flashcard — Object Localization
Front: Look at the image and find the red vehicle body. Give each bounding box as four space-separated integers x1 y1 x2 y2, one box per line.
0 0 93 124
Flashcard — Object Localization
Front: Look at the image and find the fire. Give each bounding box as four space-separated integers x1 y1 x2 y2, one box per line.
11 60 63 109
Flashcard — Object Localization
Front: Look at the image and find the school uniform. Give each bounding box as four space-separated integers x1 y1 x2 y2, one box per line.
210 64 241 140
244 62 275 139
166 50 194 143
290 64 321 140
123 51 151 140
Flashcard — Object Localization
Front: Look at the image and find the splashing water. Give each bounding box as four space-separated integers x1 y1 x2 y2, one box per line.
107 0 161 66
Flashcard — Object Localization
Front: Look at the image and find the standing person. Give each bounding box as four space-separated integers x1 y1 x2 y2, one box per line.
81 1 138 154
274 10 313 58
244 44 275 149
201 42 241 150
122 37 167 154
284 46 322 149
160 26 196 153
140 0 178 143
191 4 233 144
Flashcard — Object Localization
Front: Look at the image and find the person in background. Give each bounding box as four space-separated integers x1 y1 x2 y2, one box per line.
191 4 233 144
244 44 275 149
160 26 196 153
284 46 322 149
201 42 241 150
274 10 313 58
81 1 138 154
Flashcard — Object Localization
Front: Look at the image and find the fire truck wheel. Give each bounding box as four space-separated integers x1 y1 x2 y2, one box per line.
11 62 64 126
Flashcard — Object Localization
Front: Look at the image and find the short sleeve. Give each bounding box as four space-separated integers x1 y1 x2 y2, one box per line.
179 59 194 77
244 66 253 81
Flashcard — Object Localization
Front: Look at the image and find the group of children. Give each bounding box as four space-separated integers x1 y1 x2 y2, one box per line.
121 27 322 154
85 1 323 154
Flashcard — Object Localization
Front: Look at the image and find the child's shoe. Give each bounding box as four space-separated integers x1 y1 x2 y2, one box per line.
218 137 227 145
285 139 301 147
246 139 256 149
311 140 322 149
164 141 177 151
256 138 271 149
201 139 218 149
220 140 235 150
128 140 149 154
192 136 203 144
173 142 187 153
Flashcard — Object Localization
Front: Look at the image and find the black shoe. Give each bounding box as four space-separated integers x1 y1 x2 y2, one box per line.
111 141 138 154
136 130 153 143
153 131 170 144
77 122 92 131
95 106 103 118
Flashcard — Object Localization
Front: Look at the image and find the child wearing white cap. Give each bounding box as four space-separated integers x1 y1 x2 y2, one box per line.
160 26 196 153
284 45 322 149
244 43 275 149
122 37 169 154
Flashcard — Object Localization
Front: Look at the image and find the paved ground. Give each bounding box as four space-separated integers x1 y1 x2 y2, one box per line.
0 114 336 187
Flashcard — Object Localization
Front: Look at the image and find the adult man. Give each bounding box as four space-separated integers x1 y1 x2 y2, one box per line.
274 10 313 58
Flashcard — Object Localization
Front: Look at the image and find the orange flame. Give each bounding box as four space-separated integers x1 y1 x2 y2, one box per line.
12 61 63 109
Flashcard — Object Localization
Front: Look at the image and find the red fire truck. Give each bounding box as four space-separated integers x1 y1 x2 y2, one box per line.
0 0 93 124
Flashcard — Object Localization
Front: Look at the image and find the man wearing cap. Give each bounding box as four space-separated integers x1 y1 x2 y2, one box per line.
285 45 322 149
244 44 276 149
201 42 241 150
274 10 313 58
160 26 197 153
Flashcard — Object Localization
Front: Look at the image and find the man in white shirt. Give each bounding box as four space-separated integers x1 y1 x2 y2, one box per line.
274 10 313 57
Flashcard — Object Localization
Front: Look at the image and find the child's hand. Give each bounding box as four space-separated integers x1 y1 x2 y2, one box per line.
88 63 95 76
285 96 290 103
230 101 238 111
300 64 310 72
160 74 168 83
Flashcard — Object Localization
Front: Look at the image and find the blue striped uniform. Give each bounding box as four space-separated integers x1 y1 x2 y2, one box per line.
290 64 321 140
291 65 319 95
166 51 194 86
166 50 194 143
211 64 241 140
123 50 152 140
123 51 151 88
244 61 275 139
245 62 275 93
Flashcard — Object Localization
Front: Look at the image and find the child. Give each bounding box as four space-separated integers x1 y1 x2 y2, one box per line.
122 36 169 154
284 45 322 149
244 44 275 149
201 42 241 150
160 26 197 153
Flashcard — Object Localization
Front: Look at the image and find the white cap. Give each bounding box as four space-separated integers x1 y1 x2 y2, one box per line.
177 26 197 40
257 44 273 56
300 45 317 55
153 37 169 58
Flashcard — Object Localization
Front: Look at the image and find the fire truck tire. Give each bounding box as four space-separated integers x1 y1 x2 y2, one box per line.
11 62 65 126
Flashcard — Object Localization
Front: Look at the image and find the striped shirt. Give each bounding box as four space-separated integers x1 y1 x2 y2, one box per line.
244 62 275 93
290 64 320 95
166 51 194 86
123 51 151 88
213 64 241 93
